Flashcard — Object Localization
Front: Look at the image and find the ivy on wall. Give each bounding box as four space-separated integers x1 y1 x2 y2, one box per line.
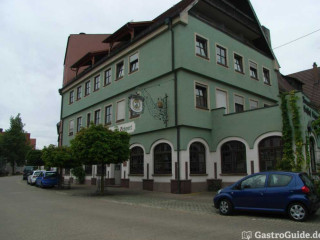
288 91 304 171
279 93 294 171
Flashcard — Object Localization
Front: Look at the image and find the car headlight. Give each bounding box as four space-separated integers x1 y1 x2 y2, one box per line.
217 189 222 194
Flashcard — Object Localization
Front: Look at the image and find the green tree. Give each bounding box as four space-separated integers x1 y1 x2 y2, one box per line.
42 145 80 188
70 124 130 194
26 149 44 168
1 114 32 174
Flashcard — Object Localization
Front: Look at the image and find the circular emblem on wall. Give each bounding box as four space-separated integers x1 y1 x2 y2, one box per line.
129 95 144 113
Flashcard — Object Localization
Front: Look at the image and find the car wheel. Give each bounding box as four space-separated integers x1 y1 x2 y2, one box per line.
219 199 233 215
288 203 308 221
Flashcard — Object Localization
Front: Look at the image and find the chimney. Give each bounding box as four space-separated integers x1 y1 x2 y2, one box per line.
313 62 319 84
262 26 271 47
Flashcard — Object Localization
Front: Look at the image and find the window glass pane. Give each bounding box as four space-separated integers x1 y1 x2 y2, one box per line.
117 100 125 121
241 174 266 189
268 174 293 187
250 100 258 109
105 105 112 124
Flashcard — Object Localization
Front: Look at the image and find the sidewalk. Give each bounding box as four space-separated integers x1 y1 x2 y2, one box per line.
61 183 217 215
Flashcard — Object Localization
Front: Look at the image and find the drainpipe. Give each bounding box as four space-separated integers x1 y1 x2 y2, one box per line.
166 18 181 194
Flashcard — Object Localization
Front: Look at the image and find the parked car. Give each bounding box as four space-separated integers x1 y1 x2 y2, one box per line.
35 171 59 188
27 170 44 185
214 171 320 221
22 166 36 180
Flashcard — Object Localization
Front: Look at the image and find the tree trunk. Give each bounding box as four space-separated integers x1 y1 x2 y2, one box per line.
11 161 15 175
58 167 63 188
100 163 105 195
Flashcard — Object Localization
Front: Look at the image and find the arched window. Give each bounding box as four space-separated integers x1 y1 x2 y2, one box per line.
310 138 316 173
130 147 144 174
259 136 283 171
189 142 206 174
221 141 246 174
154 143 172 174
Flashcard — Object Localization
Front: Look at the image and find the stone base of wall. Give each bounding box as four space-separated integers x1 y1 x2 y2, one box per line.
191 182 207 192
143 179 154 191
130 181 143 190
171 180 191 194
105 178 115 186
207 179 222 191
121 179 129 188
154 182 171 193
91 177 97 185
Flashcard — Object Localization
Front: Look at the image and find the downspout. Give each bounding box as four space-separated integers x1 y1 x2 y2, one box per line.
58 89 64 147
167 18 181 194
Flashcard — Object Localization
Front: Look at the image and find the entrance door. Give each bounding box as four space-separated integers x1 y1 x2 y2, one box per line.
114 164 121 185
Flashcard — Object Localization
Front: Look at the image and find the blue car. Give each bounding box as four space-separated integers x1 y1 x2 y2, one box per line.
35 171 59 188
214 171 320 221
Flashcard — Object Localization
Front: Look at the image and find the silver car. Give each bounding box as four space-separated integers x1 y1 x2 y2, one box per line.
27 170 44 185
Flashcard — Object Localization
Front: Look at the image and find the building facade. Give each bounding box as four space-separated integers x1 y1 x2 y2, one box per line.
59 0 320 192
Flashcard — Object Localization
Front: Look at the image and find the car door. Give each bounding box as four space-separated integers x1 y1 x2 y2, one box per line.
232 174 267 209
264 173 294 211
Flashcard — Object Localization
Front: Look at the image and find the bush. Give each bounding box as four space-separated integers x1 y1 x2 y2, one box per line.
71 166 85 184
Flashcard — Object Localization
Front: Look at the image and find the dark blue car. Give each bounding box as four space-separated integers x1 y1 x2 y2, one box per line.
35 171 59 188
214 171 320 221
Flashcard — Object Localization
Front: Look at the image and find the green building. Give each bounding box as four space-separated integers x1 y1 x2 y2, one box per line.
58 0 320 192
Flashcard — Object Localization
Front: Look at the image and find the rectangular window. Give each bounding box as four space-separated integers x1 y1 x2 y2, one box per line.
249 99 258 110
234 54 243 73
104 69 111 86
195 84 208 109
116 100 125 122
129 53 139 73
94 75 100 91
234 95 244 113
86 113 91 127
85 165 92 176
76 117 82 132
116 61 124 80
216 89 228 114
69 91 74 104
85 81 91 96
94 110 100 125
249 61 258 79
216 45 227 66
195 35 208 58
263 68 270 85
69 120 74 136
105 105 112 125
77 86 82 100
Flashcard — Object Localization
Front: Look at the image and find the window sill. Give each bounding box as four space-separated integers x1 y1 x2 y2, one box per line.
220 173 247 176
196 54 209 61
250 77 259 81
103 83 111 87
190 173 208 176
130 115 140 119
129 69 139 75
235 70 244 75
104 122 112 126
84 94 90 98
217 62 228 68
128 174 144 177
93 89 100 92
116 119 125 123
196 106 209 111
152 174 172 177
264 82 271 86
115 77 124 81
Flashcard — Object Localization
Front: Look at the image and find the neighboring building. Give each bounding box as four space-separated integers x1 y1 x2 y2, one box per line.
59 0 320 192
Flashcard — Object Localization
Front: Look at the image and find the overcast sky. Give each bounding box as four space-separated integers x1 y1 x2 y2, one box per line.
0 0 319 149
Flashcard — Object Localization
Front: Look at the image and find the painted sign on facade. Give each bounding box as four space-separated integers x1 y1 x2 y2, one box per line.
109 122 136 133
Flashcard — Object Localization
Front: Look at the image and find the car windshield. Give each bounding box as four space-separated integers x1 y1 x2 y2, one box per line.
34 172 42 176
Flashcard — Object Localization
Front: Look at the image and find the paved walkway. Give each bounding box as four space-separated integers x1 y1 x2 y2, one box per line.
62 184 217 215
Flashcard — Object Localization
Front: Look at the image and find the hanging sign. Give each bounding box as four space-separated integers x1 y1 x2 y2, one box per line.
128 95 144 114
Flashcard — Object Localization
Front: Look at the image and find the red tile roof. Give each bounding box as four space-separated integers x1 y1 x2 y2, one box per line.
63 34 110 86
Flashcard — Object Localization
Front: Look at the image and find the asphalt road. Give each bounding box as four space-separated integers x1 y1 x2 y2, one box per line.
0 176 320 240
